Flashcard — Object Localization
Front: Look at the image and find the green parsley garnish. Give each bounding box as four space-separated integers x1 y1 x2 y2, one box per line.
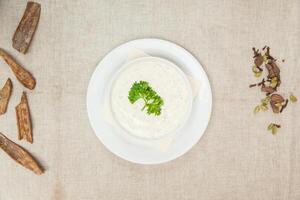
128 81 164 116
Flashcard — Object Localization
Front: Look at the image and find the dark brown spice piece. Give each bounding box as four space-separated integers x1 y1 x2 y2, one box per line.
274 124 281 128
254 54 264 67
266 61 280 80
265 47 275 60
261 84 276 94
280 99 289 113
249 79 265 88
12 2 41 54
0 132 43 175
252 47 260 58
270 94 285 113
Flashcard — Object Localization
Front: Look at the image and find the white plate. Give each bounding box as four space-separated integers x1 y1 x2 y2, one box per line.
87 38 212 164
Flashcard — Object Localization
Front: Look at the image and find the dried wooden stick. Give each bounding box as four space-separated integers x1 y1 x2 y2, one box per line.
16 92 33 143
0 79 13 115
0 48 36 90
0 132 43 175
12 2 41 54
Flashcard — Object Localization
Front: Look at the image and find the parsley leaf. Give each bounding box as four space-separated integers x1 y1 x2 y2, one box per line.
128 81 164 116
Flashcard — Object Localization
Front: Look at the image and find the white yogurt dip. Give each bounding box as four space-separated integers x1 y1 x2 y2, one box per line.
110 57 192 139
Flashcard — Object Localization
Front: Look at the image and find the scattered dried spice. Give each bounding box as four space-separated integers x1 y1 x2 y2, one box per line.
0 48 36 90
0 79 13 115
16 92 33 143
0 132 43 175
12 1 41 54
249 46 297 134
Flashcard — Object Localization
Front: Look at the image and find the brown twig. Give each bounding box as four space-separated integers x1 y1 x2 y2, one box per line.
280 99 289 113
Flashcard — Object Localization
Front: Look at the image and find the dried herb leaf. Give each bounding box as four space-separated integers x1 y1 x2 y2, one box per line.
16 92 33 143
0 48 36 90
272 126 278 135
267 123 280 135
262 54 268 62
261 96 270 105
0 132 43 175
254 105 260 113
260 104 268 111
268 123 274 130
270 77 278 88
290 94 297 103
12 2 41 54
0 79 13 115
254 71 262 77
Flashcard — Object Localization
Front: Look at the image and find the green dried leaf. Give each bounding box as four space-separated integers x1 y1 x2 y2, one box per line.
270 77 278 88
254 72 262 77
252 66 259 72
271 126 278 135
261 97 270 105
268 123 280 135
290 94 297 103
252 66 262 77
262 54 268 62
268 123 274 130
260 104 268 111
254 105 260 114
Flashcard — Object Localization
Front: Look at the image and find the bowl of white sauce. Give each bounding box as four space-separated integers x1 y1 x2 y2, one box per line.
108 57 193 140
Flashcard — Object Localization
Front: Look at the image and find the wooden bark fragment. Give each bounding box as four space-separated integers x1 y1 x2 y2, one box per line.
16 92 33 143
0 132 43 175
0 79 13 115
0 48 36 90
12 2 41 54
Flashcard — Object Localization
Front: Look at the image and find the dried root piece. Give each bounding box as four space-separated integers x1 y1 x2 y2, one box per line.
0 48 36 90
0 79 13 115
12 2 41 54
16 92 33 143
0 132 43 175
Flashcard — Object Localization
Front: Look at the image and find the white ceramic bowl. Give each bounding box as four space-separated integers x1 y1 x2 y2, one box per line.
107 56 193 142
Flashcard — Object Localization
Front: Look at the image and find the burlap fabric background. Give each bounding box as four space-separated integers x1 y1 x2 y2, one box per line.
0 0 299 199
